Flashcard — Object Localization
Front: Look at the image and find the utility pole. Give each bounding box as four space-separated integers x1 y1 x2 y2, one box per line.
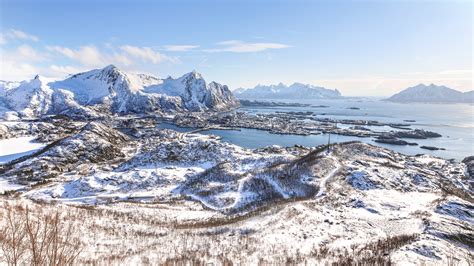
327 120 337 154
327 131 331 153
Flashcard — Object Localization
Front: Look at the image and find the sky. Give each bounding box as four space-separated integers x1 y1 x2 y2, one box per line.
0 0 472 96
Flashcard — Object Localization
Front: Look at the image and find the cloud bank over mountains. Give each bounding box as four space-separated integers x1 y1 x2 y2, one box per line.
0 28 291 82
0 28 471 96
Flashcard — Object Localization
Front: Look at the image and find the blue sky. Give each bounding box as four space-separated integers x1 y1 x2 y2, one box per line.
0 0 472 96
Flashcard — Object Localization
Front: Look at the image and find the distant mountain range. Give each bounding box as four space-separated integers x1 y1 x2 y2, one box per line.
386 83 473 103
234 83 342 99
0 65 239 120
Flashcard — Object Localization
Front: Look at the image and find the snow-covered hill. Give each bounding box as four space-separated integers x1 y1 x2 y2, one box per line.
0 116 472 264
0 65 239 120
234 82 342 99
386 83 473 103
0 120 472 264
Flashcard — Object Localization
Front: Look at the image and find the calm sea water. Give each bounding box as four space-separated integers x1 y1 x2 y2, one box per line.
160 98 474 161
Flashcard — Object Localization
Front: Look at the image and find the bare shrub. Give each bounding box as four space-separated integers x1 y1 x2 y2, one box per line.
0 204 27 265
0 202 82 265
318 234 419 265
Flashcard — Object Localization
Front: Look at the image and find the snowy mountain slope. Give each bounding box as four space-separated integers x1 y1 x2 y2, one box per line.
0 80 21 97
0 122 130 182
0 65 239 120
144 71 239 111
50 65 239 112
0 121 472 264
49 65 136 106
0 75 101 120
19 128 471 214
386 83 473 103
206 81 239 110
129 73 163 88
3 75 54 118
49 89 102 119
49 65 165 114
6 188 472 265
462 90 474 103
234 82 342 99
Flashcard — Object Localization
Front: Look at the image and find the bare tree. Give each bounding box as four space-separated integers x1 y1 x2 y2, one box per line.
0 204 27 265
0 202 82 266
46 211 82 265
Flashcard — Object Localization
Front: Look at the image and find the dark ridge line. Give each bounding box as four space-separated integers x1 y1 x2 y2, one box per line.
0 135 71 175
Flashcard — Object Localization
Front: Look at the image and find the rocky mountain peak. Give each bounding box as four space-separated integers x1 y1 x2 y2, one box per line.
182 70 203 81
0 65 240 119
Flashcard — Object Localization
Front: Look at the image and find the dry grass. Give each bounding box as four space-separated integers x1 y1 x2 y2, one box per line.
0 198 470 265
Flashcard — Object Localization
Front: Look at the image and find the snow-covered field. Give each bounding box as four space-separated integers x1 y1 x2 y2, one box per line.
0 136 47 193
0 121 472 265
0 136 46 164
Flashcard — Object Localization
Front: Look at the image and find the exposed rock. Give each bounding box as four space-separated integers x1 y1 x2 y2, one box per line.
462 156 474 179
420 146 446 151
0 122 130 182
390 129 442 139
374 136 418 146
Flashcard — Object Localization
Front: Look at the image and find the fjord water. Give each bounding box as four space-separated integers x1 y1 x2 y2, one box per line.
160 98 474 161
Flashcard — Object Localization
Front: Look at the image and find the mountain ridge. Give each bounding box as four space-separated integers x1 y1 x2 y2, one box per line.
234 82 342 99
386 83 473 103
0 65 239 120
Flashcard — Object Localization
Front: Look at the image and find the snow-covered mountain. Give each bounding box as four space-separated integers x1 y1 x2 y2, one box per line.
144 71 238 111
386 83 473 103
0 80 21 97
0 65 239 120
3 76 55 119
234 82 342 99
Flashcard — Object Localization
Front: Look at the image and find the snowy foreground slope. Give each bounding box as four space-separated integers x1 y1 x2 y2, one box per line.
0 65 239 120
0 119 472 265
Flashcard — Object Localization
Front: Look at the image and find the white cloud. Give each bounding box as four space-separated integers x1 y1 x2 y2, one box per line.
205 40 290 53
0 29 39 44
7 29 39 42
0 61 38 81
112 53 133 66
120 45 178 64
44 45 177 75
47 45 179 67
47 65 85 77
16 44 47 61
47 45 106 67
162 45 199 52
0 44 42 80
438 69 472 76
0 45 48 71
0 30 182 81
